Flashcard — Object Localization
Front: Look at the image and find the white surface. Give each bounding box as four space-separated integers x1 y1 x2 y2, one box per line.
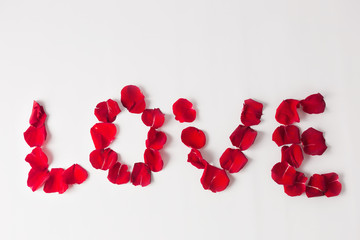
0 1 360 239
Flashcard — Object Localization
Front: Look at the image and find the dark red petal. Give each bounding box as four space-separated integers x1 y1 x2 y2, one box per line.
187 149 208 169
29 101 47 127
220 148 248 173
25 147 48 170
181 127 206 149
63 164 88 184
144 148 163 172
131 162 151 187
275 99 300 125
323 173 342 197
200 164 230 193
27 168 49 192
271 162 297 185
284 171 307 196
300 93 326 114
43 168 68 194
146 128 167 150
301 127 327 155
241 99 263 126
141 108 165 128
229 125 257 150
107 162 130 185
94 99 121 123
281 144 303 168
172 98 196 123
24 125 47 147
272 125 301 147
120 85 146 114
306 174 326 197
90 123 117 149
89 148 118 170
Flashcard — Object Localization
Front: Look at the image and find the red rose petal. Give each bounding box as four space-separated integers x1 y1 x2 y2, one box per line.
300 93 326 114
25 147 48 170
131 162 151 187
275 99 300 125
172 98 196 123
301 127 327 155
94 99 121 123
90 123 117 149
323 172 342 197
240 99 263 126
181 127 206 149
281 144 303 168
284 171 307 196
200 164 230 193
89 148 118 170
141 108 165 128
272 125 301 147
63 164 88 185
29 101 46 127
187 149 208 169
121 85 146 114
306 174 326 197
229 125 257 150
24 125 47 147
43 168 68 194
271 162 297 185
27 168 49 192
146 128 167 150
108 162 130 185
144 148 163 172
220 148 248 173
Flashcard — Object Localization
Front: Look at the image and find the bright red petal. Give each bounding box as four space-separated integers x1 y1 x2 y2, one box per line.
94 99 121 123
89 148 118 170
43 168 68 194
181 127 206 149
121 85 146 114
200 164 230 193
172 98 196 123
25 147 48 170
187 149 208 169
300 93 326 114
107 162 130 185
323 172 342 197
301 127 327 155
144 148 163 172
272 125 301 147
229 125 257 150
271 162 297 185
220 148 248 173
90 123 117 149
284 171 307 196
141 108 165 128
24 125 47 147
63 164 88 184
275 99 300 125
27 168 49 192
131 162 151 187
281 144 303 168
29 101 47 127
241 99 263 126
306 174 326 197
146 128 167 150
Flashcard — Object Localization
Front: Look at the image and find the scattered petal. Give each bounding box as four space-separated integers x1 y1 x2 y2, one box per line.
271 162 297 185
90 123 117 149
29 101 46 127
144 148 163 172
301 127 327 155
94 99 121 123
121 85 146 114
43 168 68 194
300 93 326 114
131 162 151 187
241 99 263 126
89 148 118 170
229 125 257 150
146 128 167 150
272 125 301 147
172 98 196 123
275 99 300 125
284 171 307 196
24 125 47 147
281 144 304 168
200 164 230 193
306 174 326 197
27 168 49 192
108 162 130 185
181 127 206 149
141 108 165 128
220 148 248 173
187 149 208 169
25 147 48 170
63 164 88 184
323 172 342 197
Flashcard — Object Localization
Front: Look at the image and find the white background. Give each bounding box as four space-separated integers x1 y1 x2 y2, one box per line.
0 1 359 239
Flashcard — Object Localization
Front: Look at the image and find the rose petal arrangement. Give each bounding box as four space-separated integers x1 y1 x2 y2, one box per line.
89 85 167 187
176 98 263 193
271 93 342 197
24 101 88 193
